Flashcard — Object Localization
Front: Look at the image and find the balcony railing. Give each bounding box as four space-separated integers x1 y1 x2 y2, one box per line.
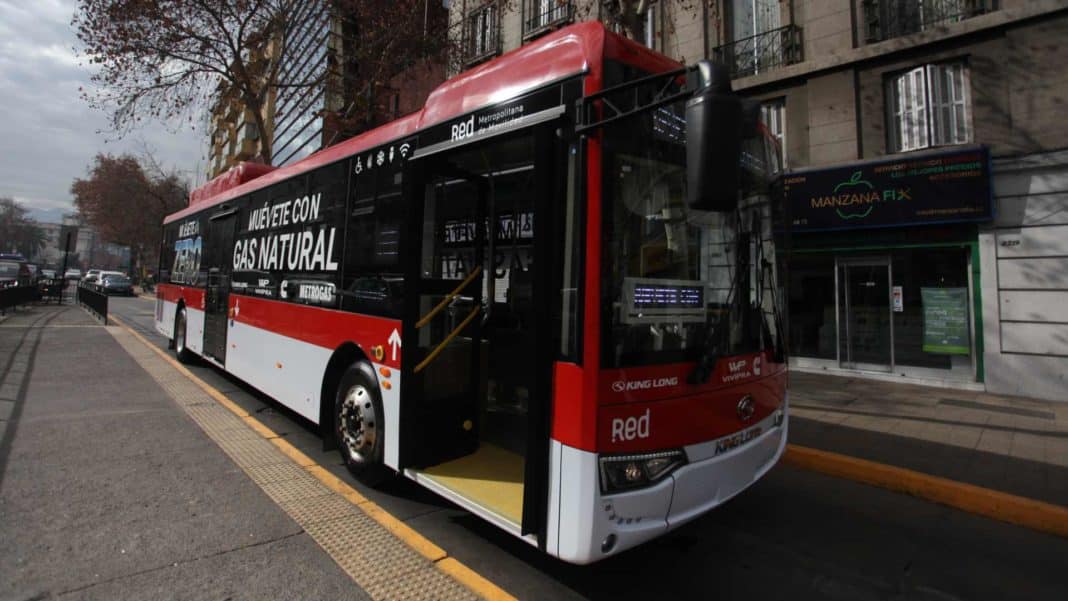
523 1 573 40
713 25 804 79
864 0 989 43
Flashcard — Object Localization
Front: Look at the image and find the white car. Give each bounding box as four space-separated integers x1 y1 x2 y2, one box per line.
64 268 82 280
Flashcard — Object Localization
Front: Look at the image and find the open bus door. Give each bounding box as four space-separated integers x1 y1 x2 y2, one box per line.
203 206 238 363
400 125 558 541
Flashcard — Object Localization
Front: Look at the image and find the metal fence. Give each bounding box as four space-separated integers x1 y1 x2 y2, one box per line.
713 24 804 80
0 285 39 315
863 0 989 43
76 283 109 325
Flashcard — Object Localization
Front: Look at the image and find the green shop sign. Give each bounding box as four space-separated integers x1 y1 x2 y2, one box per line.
921 287 970 355
784 146 992 231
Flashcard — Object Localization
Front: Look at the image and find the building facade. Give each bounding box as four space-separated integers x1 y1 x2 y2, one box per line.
34 216 129 272
447 0 1068 401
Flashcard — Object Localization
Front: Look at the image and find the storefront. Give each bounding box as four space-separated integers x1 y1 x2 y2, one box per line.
783 146 993 385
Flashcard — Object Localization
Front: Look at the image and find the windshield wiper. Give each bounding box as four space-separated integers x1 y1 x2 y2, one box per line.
688 228 745 385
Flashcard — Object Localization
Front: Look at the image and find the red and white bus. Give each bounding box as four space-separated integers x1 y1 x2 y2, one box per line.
155 21 788 564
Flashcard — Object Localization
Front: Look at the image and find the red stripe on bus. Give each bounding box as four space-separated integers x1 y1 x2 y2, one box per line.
228 294 403 369
597 370 786 453
157 282 205 309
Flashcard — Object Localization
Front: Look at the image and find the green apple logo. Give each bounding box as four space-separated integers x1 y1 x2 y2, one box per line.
833 171 875 220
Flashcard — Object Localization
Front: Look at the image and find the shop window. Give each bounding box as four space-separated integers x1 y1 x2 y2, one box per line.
886 62 971 153
760 99 787 168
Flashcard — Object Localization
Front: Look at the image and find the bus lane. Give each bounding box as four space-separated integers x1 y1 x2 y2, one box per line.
109 296 1068 601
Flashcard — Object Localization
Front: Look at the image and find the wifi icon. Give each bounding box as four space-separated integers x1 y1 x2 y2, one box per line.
399 143 411 158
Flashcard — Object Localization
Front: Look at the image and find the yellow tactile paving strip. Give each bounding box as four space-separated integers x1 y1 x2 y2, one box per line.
106 318 514 601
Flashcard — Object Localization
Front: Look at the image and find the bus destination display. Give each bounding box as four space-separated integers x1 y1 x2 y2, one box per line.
623 278 706 324
632 283 703 309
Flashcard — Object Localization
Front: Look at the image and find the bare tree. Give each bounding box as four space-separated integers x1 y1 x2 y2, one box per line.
70 154 188 277
0 198 46 259
75 0 462 163
574 0 709 44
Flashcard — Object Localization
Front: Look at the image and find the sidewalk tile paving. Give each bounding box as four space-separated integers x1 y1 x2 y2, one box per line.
0 304 371 600
789 369 1068 508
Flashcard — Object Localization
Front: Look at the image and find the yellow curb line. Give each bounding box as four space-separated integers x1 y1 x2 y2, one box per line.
110 313 516 601
783 444 1068 538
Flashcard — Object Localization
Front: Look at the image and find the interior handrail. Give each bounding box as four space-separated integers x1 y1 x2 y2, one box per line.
413 305 482 374
415 265 483 329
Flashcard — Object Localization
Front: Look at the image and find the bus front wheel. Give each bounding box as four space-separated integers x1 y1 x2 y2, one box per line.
335 363 389 485
174 308 194 364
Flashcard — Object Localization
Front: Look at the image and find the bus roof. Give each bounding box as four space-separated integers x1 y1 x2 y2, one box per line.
166 20 677 225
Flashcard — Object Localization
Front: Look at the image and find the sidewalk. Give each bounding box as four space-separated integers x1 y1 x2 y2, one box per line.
0 304 368 600
788 370 1068 508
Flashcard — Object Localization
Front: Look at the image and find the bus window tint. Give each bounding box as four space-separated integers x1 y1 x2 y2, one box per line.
342 161 405 317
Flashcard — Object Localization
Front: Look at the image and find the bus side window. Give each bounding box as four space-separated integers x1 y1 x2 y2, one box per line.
342 161 404 317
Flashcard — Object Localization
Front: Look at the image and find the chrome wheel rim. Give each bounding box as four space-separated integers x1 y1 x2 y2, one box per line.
176 313 186 354
339 384 376 465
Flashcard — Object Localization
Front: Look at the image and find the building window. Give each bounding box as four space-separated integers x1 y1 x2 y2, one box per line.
760 99 786 168
714 0 801 79
525 0 573 39
864 0 989 43
885 62 970 153
465 2 499 64
643 2 657 48
731 0 781 42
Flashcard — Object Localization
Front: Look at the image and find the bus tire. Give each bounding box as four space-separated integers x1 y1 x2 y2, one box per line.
174 307 195 364
335 363 389 485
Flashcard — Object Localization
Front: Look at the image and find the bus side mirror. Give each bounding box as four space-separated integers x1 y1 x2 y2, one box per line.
686 61 743 212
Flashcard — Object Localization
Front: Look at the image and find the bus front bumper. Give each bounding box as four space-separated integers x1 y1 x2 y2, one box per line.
547 401 788 564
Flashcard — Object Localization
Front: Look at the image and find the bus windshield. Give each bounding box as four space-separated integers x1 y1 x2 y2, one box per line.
601 98 785 369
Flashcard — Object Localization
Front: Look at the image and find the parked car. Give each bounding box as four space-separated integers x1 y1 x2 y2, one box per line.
93 270 124 291
0 260 32 288
99 274 134 296
82 269 101 283
64 268 82 280
40 269 56 279
81 274 100 289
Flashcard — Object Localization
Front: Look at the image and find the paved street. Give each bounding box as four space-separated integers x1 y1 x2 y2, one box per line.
1 296 1067 599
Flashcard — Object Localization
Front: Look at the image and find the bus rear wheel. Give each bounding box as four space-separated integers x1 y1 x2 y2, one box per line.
335 363 389 485
174 308 195 364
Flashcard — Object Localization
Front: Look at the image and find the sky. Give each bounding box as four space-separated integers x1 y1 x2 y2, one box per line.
0 0 205 224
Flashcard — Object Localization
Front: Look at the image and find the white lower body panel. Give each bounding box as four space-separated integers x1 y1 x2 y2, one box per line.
546 404 788 564
155 305 401 471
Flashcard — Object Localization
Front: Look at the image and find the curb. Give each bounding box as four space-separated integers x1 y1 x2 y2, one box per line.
109 314 516 601
783 444 1068 539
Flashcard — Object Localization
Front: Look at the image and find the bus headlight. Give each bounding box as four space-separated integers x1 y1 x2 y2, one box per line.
599 450 686 495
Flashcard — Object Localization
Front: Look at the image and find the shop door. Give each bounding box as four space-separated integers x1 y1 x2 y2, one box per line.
837 257 893 371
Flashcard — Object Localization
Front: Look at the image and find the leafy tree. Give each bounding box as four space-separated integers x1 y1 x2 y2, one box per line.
70 154 188 278
0 198 46 259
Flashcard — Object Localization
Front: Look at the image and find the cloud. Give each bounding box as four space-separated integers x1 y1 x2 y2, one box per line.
0 0 205 223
